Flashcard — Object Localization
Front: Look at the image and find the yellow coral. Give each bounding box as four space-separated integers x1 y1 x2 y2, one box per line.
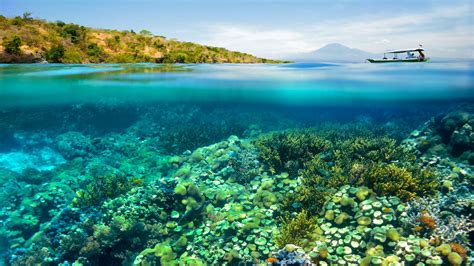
275 210 318 248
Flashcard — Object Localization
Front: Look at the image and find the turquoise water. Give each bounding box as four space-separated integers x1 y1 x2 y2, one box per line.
1 62 473 106
0 62 473 265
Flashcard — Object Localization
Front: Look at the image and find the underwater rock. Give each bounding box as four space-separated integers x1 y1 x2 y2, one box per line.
405 109 474 164
56 131 95 160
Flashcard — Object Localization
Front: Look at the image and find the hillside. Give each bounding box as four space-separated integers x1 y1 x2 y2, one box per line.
290 43 376 63
0 14 285 64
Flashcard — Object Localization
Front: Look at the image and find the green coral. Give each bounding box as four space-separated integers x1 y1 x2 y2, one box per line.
274 210 318 248
134 243 177 265
363 163 438 201
73 173 133 207
174 182 205 212
287 136 438 214
253 129 331 175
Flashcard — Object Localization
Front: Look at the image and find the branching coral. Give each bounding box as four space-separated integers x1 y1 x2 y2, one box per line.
336 136 414 163
403 197 473 245
417 214 437 230
282 156 343 215
274 210 317 248
286 136 438 216
253 129 331 175
72 172 133 207
336 137 438 202
228 145 262 184
363 163 438 201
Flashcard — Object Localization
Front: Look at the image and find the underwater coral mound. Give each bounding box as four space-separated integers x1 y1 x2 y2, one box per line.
285 135 438 217
363 163 438 202
405 108 474 165
273 185 473 265
403 197 473 246
55 131 96 160
253 129 331 175
72 172 134 207
8 181 177 265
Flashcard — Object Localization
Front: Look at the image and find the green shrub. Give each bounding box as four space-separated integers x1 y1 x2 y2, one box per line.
61 24 85 44
86 43 104 62
4 36 22 55
86 43 102 57
10 16 24 26
62 47 83 63
161 52 189 63
105 53 136 63
153 41 165 49
46 44 65 63
139 29 152 36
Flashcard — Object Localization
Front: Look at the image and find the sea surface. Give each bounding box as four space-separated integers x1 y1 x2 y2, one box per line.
0 62 473 265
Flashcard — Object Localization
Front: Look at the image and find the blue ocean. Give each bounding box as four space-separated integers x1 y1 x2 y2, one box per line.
0 62 473 265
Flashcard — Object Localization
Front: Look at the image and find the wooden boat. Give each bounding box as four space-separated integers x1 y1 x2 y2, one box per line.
368 47 429 63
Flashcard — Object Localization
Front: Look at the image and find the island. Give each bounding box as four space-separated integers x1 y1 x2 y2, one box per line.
0 13 288 64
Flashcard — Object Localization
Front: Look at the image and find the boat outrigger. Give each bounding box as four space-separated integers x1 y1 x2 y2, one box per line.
367 47 429 63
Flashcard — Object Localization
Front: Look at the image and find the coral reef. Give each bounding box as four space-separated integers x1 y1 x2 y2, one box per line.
0 105 472 265
253 129 331 175
55 131 96 160
274 210 317 248
283 135 438 217
404 108 474 165
403 197 473 245
273 185 473 265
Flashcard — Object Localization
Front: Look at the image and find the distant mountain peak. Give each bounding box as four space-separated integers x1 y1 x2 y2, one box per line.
323 43 347 48
290 43 376 63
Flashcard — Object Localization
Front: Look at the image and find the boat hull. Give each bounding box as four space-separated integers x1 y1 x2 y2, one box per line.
367 58 429 63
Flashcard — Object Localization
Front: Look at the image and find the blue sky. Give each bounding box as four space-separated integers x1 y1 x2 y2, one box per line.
1 0 473 58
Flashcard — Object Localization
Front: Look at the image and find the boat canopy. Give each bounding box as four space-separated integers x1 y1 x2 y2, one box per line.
385 48 424 54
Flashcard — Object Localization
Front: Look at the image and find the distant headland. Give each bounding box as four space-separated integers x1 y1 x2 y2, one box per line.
0 13 288 64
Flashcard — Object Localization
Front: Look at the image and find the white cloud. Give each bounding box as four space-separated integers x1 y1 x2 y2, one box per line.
194 4 473 59
199 25 314 58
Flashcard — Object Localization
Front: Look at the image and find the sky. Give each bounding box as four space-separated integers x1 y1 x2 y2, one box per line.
1 0 473 59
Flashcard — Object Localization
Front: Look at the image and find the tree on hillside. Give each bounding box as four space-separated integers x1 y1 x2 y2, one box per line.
87 43 103 57
61 24 85 44
22 12 33 21
86 43 104 62
139 29 152 36
46 45 65 63
4 36 22 55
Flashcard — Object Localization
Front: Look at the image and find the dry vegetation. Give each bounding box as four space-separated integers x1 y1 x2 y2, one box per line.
0 13 286 64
